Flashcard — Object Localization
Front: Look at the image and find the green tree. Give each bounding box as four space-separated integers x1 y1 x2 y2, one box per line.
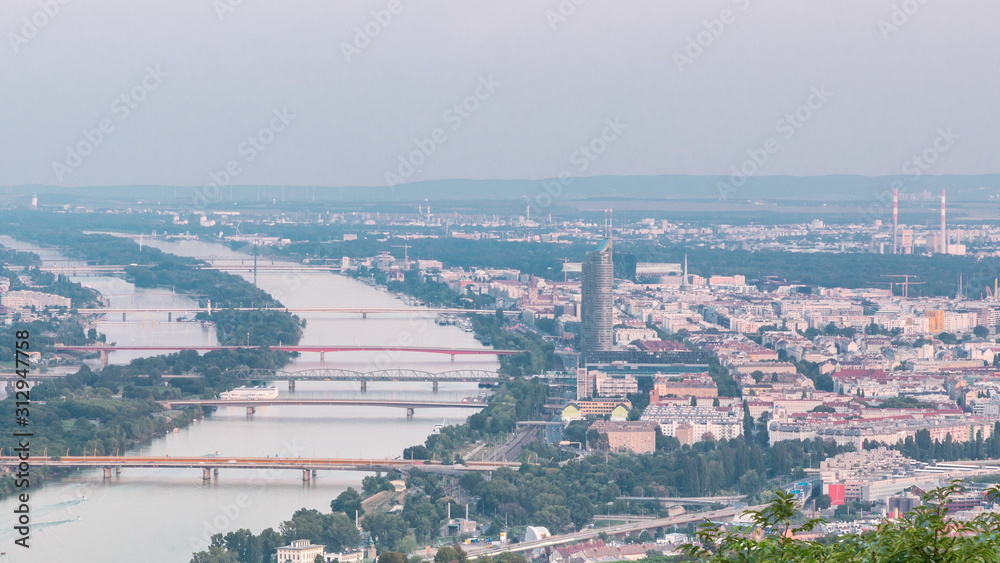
222 529 262 562
567 494 595 529
362 473 394 495
434 545 468 563
938 332 958 344
190 546 240 563
325 512 362 552
684 482 1000 562
280 508 327 544
815 493 832 510
378 552 408 563
331 487 365 518
362 512 408 552
258 528 285 558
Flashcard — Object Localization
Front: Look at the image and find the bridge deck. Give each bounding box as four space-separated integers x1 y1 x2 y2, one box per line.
0 456 517 473
54 345 518 355
73 307 512 315
465 505 761 557
163 399 487 409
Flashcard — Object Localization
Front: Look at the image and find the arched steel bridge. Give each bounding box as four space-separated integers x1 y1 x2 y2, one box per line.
230 368 504 391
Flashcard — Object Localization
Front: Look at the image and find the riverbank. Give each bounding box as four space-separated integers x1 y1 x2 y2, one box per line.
0 231 303 502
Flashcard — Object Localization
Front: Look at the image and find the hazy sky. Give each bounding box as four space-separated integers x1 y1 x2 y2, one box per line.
1 0 997 188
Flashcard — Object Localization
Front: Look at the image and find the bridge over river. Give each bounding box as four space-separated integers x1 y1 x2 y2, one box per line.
233 367 503 391
162 397 488 416
54 344 520 367
0 456 519 482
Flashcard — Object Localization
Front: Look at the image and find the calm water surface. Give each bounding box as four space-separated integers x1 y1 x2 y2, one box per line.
0 237 495 562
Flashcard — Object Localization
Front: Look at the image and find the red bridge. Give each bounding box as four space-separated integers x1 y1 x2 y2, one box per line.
54 344 520 367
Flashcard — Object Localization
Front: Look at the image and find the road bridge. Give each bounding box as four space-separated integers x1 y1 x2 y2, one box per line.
465 505 762 558
617 495 745 505
54 344 518 367
162 397 488 416
232 367 503 391
0 456 518 482
75 307 512 317
38 264 340 275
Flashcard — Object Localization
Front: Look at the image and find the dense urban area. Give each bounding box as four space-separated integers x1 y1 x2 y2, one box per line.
5 191 1000 562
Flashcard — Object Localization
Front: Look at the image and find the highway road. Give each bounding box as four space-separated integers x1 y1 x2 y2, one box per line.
465 505 764 558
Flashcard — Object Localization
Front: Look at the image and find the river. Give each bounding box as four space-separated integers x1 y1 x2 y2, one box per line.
0 237 496 562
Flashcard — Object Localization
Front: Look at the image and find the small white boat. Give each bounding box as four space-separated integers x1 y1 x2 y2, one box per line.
431 419 448 434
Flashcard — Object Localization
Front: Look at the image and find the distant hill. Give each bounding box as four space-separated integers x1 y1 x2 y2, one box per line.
6 173 1000 203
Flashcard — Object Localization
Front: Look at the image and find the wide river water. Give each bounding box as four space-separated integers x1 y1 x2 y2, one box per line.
0 237 496 562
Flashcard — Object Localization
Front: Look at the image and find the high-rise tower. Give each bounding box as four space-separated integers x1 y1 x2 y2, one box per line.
940 189 948 254
892 189 899 254
582 238 614 359
680 254 692 290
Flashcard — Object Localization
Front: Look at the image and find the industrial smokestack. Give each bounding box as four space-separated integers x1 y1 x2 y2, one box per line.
893 189 899 254
940 189 947 254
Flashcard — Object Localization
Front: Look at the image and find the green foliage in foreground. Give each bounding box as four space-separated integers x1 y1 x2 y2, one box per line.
683 482 1000 562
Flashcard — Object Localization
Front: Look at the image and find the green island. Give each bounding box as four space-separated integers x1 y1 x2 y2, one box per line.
0 226 302 498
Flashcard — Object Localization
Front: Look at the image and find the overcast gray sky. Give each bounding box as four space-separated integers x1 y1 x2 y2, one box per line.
1 0 997 188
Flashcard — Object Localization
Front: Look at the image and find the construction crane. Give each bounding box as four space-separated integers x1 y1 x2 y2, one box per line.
881 274 925 298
